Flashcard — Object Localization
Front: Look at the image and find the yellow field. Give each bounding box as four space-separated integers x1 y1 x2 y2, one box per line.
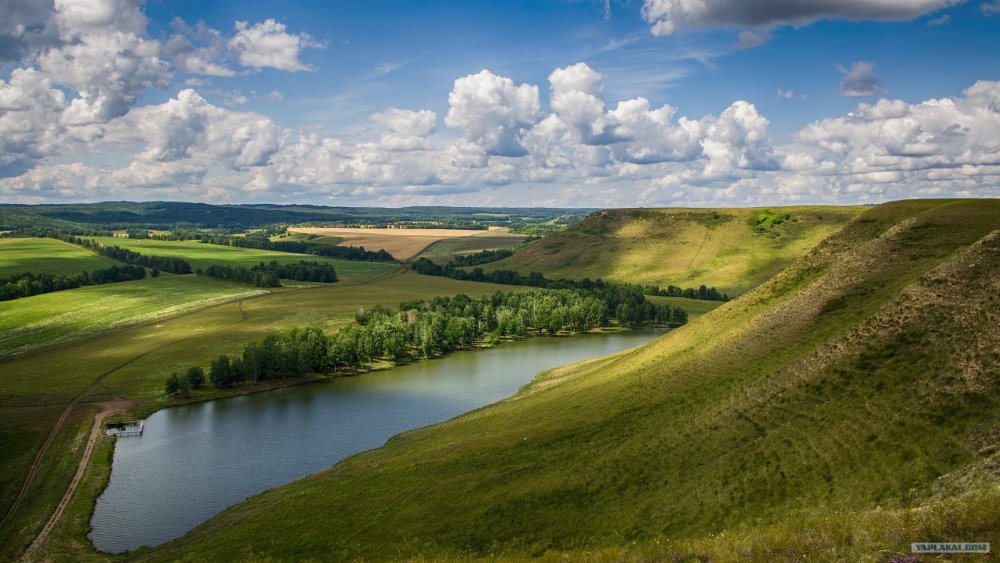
288 227 488 260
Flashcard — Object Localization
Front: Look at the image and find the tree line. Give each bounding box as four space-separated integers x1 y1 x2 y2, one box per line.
50 233 194 274
150 229 396 262
412 257 729 301
197 260 337 288
166 288 687 394
0 264 147 301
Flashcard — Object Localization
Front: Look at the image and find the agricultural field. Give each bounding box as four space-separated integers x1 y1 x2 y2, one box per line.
416 229 531 263
88 237 399 279
287 227 486 260
0 238 119 277
143 199 1000 562
484 206 863 295
0 276 268 361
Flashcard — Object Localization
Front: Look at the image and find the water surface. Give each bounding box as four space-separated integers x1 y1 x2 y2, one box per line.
90 329 663 553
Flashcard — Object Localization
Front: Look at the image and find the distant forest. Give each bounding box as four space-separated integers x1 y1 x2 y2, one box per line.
0 201 591 233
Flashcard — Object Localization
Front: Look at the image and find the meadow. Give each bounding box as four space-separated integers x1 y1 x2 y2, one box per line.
287 227 486 260
0 238 119 277
88 237 399 279
485 206 863 295
140 200 1000 561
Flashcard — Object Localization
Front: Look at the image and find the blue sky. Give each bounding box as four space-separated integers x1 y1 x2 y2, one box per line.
1 0 999 206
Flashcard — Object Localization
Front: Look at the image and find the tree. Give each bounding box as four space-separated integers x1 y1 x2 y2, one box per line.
165 373 181 395
186 366 205 389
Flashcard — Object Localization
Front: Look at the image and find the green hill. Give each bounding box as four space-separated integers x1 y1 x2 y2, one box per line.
142 199 1000 561
483 206 863 295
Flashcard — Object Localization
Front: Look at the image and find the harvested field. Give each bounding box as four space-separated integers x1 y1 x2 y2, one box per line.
288 227 487 260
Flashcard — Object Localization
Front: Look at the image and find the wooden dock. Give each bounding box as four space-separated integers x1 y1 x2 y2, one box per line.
105 420 144 437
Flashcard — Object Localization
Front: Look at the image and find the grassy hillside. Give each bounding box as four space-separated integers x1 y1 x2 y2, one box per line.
0 238 119 277
88 237 399 278
417 229 530 263
485 206 863 295
143 199 1000 561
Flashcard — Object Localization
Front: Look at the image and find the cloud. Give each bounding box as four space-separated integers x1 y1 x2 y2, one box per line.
926 14 951 24
735 30 769 48
982 0 1000 14
641 0 960 36
444 70 541 157
838 60 886 97
371 108 437 151
228 19 321 72
0 68 67 177
125 89 280 167
776 89 795 100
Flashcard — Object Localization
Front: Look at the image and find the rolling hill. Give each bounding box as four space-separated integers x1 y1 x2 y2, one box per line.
142 199 1000 561
483 206 863 295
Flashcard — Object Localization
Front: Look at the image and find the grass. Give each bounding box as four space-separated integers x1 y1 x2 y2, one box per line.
88 237 399 279
485 206 864 295
139 199 1000 562
417 229 530 263
0 238 119 278
287 227 487 260
0 276 268 361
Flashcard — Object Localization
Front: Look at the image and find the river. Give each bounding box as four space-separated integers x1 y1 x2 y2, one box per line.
89 328 664 553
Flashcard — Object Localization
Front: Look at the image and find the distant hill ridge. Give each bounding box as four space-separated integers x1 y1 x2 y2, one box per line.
142 199 1000 561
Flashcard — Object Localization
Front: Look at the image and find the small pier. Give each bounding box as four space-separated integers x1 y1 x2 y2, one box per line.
106 420 144 437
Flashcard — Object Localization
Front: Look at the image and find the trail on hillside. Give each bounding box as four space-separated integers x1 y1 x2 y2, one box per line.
20 400 134 563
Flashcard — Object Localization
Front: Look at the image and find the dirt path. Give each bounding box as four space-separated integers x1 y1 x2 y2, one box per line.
20 400 134 562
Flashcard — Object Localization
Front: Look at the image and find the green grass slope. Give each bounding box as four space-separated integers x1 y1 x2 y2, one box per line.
143 199 1000 561
485 206 862 295
88 237 399 278
0 238 119 277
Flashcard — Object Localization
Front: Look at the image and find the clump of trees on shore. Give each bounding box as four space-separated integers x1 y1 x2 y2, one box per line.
168 288 687 392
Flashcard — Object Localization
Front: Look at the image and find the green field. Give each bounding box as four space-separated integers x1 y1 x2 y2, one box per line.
484 206 863 295
0 276 269 362
0 238 119 278
89 237 399 279
141 200 1000 561
417 230 530 263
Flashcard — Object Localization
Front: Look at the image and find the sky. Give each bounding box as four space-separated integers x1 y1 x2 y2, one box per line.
1 0 999 208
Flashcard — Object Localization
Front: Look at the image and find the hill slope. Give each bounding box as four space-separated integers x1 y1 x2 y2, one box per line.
143 200 1000 561
484 206 863 295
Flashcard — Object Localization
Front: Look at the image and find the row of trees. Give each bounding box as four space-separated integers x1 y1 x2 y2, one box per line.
0 264 147 301
643 284 729 302
197 260 337 287
412 257 728 301
50 233 194 274
169 288 688 392
449 248 514 267
151 229 396 262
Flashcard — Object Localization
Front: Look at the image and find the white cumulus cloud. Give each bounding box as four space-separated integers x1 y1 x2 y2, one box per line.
445 70 541 157
228 19 321 72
